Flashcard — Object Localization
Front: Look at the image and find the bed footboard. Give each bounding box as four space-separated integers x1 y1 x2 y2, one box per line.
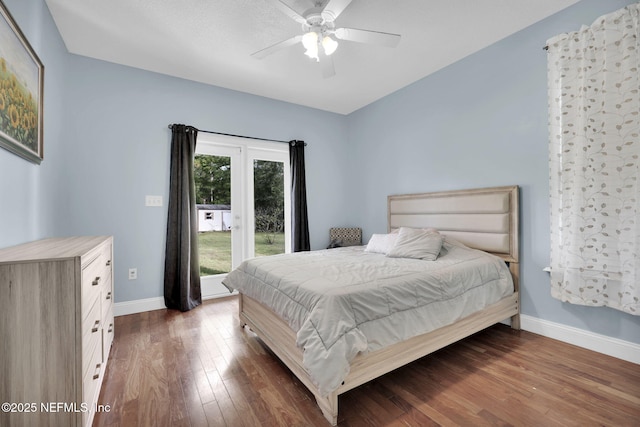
238 291 519 425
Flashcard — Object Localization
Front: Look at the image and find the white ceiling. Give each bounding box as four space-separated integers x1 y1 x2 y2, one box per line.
44 0 579 115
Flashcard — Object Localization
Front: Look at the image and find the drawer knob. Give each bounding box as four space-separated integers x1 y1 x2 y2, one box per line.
91 320 100 333
93 363 101 380
92 276 101 286
106 260 111 266
106 291 112 300
108 323 114 333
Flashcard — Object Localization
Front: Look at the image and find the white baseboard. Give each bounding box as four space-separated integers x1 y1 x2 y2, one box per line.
521 314 640 365
114 297 165 317
114 289 236 317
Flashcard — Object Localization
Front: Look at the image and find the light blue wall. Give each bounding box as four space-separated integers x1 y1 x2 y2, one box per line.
0 0 350 304
346 0 640 343
0 0 68 245
1 0 637 343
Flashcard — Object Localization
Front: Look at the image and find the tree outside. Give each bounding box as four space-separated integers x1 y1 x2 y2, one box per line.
253 160 285 244
194 155 230 205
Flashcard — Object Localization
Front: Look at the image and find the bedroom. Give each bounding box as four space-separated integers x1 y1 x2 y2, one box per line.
0 0 638 425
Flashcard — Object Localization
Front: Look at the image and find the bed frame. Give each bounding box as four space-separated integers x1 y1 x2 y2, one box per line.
238 185 520 425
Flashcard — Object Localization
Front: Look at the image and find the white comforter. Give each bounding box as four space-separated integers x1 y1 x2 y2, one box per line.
222 238 513 396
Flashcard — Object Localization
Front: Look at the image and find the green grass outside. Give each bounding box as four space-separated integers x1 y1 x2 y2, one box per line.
198 231 285 276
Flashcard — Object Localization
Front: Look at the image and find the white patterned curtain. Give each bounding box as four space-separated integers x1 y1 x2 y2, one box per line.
547 4 640 316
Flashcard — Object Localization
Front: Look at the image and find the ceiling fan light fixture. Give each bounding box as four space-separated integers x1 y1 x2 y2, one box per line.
322 35 338 55
302 30 318 50
304 45 319 61
302 30 319 61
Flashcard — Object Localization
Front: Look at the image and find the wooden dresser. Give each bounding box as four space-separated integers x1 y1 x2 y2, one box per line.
0 236 114 427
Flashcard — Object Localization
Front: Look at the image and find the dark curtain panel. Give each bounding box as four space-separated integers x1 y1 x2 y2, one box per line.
290 140 310 252
164 124 202 311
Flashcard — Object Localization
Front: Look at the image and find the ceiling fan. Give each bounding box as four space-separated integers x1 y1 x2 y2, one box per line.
252 0 401 78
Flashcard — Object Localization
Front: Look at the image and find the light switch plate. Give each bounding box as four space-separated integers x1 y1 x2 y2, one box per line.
145 195 163 207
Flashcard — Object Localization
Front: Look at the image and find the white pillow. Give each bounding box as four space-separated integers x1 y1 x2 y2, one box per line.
387 227 444 260
365 233 398 255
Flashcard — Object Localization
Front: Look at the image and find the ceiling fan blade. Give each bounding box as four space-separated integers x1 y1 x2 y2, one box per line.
320 54 336 79
263 0 307 24
321 0 353 22
251 35 302 59
334 27 401 48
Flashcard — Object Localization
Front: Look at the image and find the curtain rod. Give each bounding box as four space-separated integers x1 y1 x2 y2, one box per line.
167 124 306 146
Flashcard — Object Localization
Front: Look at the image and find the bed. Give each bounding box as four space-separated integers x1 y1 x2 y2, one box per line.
223 185 520 425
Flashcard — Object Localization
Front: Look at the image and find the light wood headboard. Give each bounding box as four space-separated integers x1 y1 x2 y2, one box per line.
388 185 519 263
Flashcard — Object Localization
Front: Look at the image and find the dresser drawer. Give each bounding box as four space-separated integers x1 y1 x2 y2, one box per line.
103 314 115 362
101 270 113 319
82 343 103 427
82 296 102 376
81 245 111 318
102 281 114 362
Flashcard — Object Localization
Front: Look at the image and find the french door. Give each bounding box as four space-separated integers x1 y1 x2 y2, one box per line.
194 133 291 298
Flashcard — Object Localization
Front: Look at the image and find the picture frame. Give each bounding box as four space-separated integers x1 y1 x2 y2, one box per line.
0 1 44 164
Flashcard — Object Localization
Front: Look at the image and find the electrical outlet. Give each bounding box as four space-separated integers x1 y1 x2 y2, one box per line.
128 268 137 280
145 195 163 207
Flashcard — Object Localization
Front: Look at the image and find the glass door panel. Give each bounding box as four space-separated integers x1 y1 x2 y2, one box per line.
253 159 285 257
194 154 232 276
247 147 291 258
193 143 242 282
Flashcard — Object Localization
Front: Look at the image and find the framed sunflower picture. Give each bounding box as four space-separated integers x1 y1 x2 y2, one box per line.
0 1 43 164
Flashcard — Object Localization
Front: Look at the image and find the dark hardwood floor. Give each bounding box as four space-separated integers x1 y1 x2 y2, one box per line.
94 296 640 427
